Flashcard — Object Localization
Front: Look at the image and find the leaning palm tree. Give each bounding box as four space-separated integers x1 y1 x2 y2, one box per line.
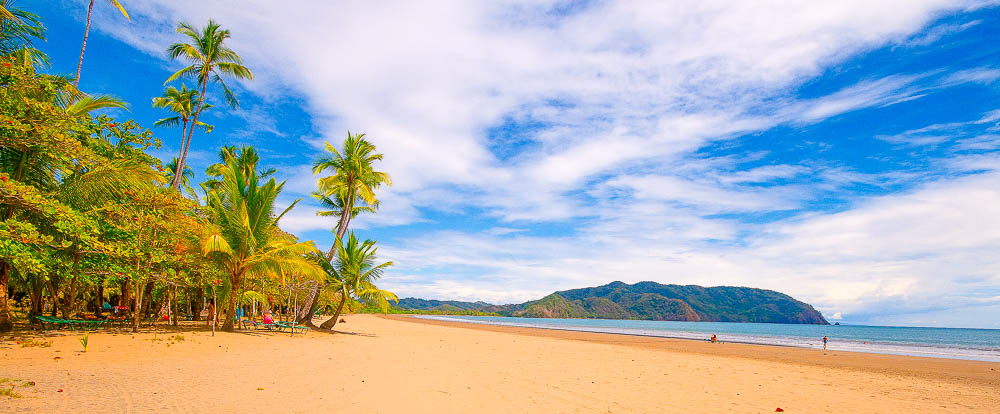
318 232 397 330
201 145 322 332
297 132 390 325
164 20 253 192
74 0 129 86
152 84 213 190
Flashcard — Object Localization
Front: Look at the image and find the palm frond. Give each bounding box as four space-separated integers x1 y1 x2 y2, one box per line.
65 94 128 117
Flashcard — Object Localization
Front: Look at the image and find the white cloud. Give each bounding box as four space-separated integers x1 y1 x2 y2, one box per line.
86 0 1000 326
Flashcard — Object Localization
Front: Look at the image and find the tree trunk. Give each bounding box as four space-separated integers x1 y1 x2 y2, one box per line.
132 279 142 333
318 291 347 330
139 281 155 318
170 119 190 190
29 279 43 316
300 194 355 326
172 81 207 191
171 285 178 326
191 287 203 321
74 0 95 87
0 262 12 332
296 281 322 326
59 253 82 319
221 275 240 332
120 278 130 309
95 282 104 318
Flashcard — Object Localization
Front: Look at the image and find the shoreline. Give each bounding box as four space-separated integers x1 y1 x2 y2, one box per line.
407 314 999 362
390 314 1000 386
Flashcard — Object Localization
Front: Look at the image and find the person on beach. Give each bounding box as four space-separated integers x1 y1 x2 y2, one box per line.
823 336 828 349
206 300 216 327
711 334 717 343
263 311 274 324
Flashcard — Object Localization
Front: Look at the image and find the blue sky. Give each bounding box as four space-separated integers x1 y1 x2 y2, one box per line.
27 0 1000 328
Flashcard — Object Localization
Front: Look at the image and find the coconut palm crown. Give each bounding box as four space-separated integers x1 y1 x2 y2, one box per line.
200 145 322 332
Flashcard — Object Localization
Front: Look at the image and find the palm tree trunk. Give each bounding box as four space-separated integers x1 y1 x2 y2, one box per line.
74 0 95 87
312 196 356 329
297 201 355 326
319 292 347 330
222 273 240 332
173 81 207 191
171 119 190 190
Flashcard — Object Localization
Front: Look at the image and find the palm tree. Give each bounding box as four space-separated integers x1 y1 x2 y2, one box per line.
313 131 391 258
0 0 44 55
164 157 197 199
74 0 128 86
318 232 397 330
165 20 253 192
313 190 375 221
152 84 213 190
297 132 390 325
201 145 321 332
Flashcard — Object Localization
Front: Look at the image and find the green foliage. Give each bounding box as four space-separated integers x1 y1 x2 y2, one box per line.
392 281 828 324
0 7 394 337
201 145 322 331
512 294 587 318
0 0 45 56
79 333 88 352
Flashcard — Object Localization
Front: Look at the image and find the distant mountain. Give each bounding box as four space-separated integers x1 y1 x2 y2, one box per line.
394 281 828 324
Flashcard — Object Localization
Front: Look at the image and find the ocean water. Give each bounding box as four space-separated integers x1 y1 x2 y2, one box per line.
416 315 1000 362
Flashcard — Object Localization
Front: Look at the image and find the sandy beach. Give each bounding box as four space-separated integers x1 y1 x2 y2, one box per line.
3 315 998 413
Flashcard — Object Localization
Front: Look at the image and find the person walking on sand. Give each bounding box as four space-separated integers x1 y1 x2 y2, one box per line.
823 336 828 350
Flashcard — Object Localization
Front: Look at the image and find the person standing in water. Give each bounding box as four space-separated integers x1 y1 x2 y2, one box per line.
823 336 828 350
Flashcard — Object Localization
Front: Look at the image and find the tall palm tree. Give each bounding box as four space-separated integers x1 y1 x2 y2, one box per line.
201 145 321 332
165 20 253 192
318 232 396 330
74 0 128 86
297 132 390 325
152 84 212 189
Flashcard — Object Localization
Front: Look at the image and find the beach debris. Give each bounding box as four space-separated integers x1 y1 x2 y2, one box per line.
57 389 63 392
775 408 784 412
53 356 61 361
257 387 264 390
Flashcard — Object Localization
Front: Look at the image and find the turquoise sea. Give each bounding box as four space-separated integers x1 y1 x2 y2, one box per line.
417 315 1000 362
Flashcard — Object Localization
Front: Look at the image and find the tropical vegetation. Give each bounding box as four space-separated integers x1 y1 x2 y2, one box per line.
0 2 396 334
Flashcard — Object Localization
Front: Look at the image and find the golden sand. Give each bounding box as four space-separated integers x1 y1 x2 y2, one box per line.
2 314 997 413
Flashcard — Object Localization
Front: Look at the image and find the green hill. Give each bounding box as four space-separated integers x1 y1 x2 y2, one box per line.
392 281 828 324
